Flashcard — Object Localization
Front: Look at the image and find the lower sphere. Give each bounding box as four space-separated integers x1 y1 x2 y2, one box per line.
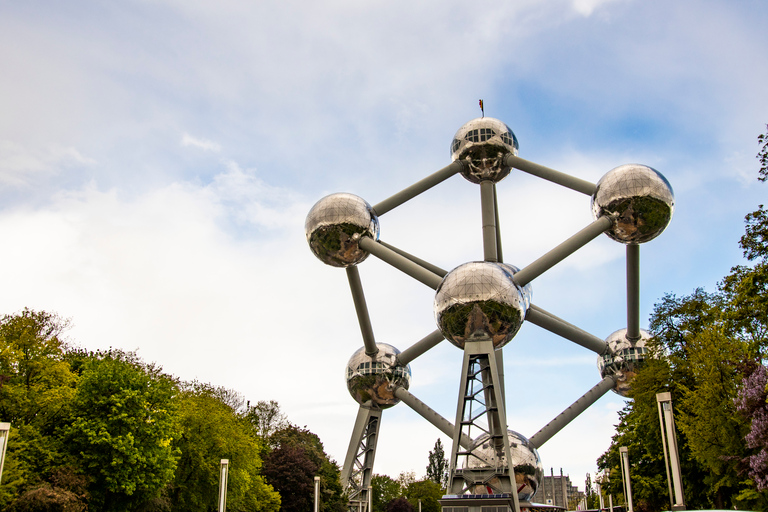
346 343 411 409
597 328 651 396
464 429 543 500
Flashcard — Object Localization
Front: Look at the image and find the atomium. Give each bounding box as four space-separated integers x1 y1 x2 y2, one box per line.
305 193 379 267
597 328 651 397
451 117 519 184
346 343 411 409
306 113 674 510
465 430 543 502
591 164 675 244
434 261 529 350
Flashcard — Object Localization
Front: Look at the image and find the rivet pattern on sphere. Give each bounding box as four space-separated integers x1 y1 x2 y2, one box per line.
597 328 651 396
305 193 379 267
464 430 543 501
434 262 529 350
451 117 519 184
591 164 675 244
346 343 411 409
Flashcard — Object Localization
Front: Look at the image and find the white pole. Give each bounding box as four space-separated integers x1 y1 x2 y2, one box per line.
619 447 633 512
597 482 604 510
218 459 229 512
314 476 320 512
657 393 686 510
0 423 10 484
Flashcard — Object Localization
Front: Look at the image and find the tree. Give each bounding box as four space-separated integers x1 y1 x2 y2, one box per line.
64 350 180 511
371 474 401 512
404 479 443 512
385 497 413 512
426 439 448 490
169 382 279 512
736 364 768 491
0 309 78 510
244 399 288 449
263 444 319 512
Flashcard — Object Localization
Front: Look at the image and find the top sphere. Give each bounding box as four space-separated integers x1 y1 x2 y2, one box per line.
464 429 543 500
434 262 528 350
597 328 651 397
591 164 674 244
305 193 379 267
346 343 411 409
451 118 519 184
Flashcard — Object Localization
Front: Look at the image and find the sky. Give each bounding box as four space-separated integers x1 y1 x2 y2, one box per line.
1 0 767 496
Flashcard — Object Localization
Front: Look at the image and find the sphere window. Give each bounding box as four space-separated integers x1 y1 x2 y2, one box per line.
464 128 497 143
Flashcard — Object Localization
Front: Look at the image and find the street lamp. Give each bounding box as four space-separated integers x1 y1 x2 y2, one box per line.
657 392 685 511
218 459 229 512
0 423 10 484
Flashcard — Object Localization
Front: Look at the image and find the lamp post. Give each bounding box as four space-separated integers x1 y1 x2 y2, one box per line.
218 459 229 512
619 447 633 512
314 476 320 512
657 392 685 511
0 423 9 484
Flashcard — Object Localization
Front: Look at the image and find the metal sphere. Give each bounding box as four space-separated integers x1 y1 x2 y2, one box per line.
305 193 379 267
464 429 543 501
597 328 651 397
591 164 674 244
346 343 411 409
434 262 528 350
451 117 519 184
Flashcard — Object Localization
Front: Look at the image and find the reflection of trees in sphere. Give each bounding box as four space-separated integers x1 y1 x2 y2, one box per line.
434 262 528 350
591 164 674 244
464 430 543 501
450 118 519 184
346 343 411 409
305 193 379 267
597 328 651 396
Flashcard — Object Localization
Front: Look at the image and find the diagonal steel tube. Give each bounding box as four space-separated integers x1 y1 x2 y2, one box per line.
513 216 613 287
526 304 608 355
359 237 444 289
372 161 464 215
396 330 444 366
528 376 616 449
394 387 474 450
346 266 379 357
505 154 597 196
378 240 447 277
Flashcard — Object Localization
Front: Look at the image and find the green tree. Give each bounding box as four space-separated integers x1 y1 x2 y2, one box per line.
425 439 448 490
404 479 443 512
169 382 279 512
65 350 180 511
0 309 79 510
371 474 401 512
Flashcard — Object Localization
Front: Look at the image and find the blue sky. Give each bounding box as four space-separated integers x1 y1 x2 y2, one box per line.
1 0 767 493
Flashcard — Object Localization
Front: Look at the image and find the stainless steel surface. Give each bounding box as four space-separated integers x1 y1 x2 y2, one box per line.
597 328 651 396
434 262 528 349
591 164 674 244
346 343 412 409
451 118 519 184
464 429 543 501
305 193 379 267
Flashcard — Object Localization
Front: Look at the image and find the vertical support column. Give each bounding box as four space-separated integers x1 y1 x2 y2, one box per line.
626 244 640 341
480 181 498 262
342 407 383 512
447 339 520 512
656 392 686 510
619 447 633 512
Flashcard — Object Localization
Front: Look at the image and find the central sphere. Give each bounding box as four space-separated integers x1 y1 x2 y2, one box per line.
434 262 528 350
464 430 543 500
451 118 519 184
597 328 651 396
346 343 411 409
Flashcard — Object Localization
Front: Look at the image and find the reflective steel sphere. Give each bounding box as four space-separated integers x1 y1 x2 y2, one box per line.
597 328 651 397
451 118 519 184
591 164 674 244
346 343 411 409
434 262 528 350
464 429 543 501
305 193 379 267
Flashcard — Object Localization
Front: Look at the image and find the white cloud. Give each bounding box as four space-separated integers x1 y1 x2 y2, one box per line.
181 133 221 152
0 141 96 186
